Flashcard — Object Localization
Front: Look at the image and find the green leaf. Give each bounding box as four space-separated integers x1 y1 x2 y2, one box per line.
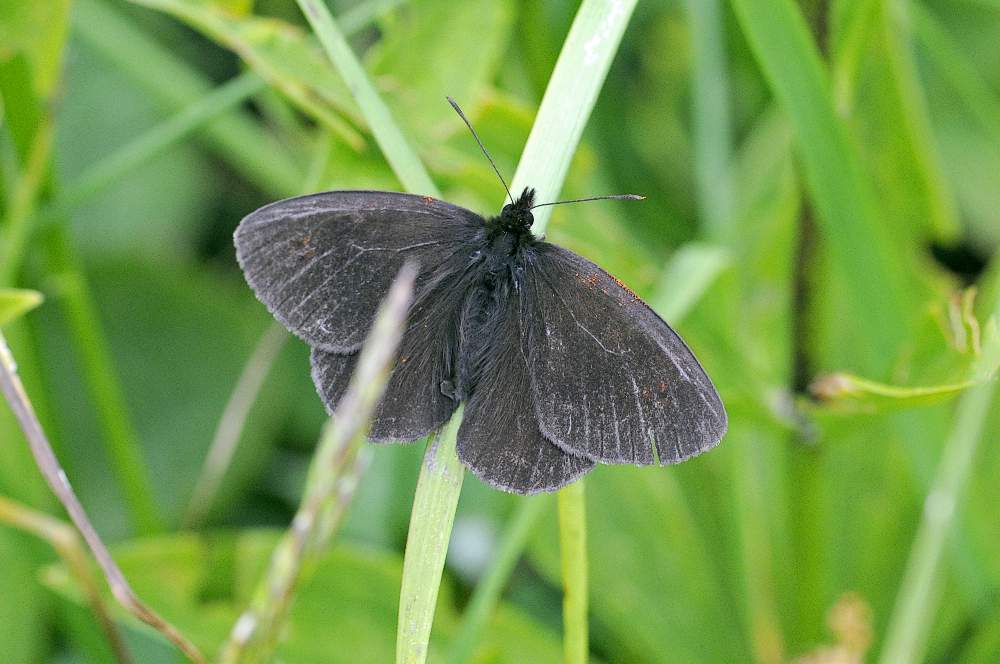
128 0 365 148
0 0 71 97
40 532 563 662
32 258 293 532
0 288 42 327
74 0 302 198
294 0 438 195
366 0 514 144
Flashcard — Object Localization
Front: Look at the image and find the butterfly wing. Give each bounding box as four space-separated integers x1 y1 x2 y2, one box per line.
523 244 726 465
457 278 595 493
235 190 482 353
310 247 482 441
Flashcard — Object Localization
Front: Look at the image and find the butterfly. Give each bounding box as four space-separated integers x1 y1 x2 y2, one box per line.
234 101 726 495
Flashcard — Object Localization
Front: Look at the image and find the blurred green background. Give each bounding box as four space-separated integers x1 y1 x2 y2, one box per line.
2 0 1000 662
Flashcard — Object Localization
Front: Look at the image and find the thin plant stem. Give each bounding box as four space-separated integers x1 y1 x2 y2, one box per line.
557 481 588 664
396 413 465 664
45 71 266 221
0 116 55 286
444 495 550 664
218 264 417 664
182 321 287 528
0 332 205 664
295 0 440 196
878 292 1000 663
506 0 639 235
0 495 132 664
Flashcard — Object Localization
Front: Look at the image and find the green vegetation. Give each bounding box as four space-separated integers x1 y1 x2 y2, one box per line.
1 0 999 662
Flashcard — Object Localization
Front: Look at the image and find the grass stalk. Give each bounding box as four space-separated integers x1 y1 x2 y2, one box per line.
219 265 416 664
396 414 465 664
184 131 333 528
683 0 734 241
0 116 54 286
878 289 1000 663
45 228 164 534
730 0 913 374
182 321 287 528
294 0 440 196
557 481 588 664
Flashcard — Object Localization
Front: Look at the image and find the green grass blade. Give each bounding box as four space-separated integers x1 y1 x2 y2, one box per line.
878 0 959 240
879 293 1000 663
509 3 637 660
508 0 638 234
730 0 914 375
295 0 440 196
45 230 165 534
684 0 734 240
557 481 588 664
51 71 266 216
0 289 43 328
505 3 637 660
396 413 464 664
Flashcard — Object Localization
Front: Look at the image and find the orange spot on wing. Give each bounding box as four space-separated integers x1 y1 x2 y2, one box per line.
610 273 640 301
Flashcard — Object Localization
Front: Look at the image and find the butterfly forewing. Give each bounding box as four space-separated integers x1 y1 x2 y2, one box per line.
234 191 481 353
523 244 727 465
456 276 595 493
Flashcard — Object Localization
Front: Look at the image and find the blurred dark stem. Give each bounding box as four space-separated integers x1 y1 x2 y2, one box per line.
790 0 828 396
790 204 818 395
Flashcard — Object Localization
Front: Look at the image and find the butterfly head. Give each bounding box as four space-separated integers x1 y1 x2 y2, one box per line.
497 187 536 236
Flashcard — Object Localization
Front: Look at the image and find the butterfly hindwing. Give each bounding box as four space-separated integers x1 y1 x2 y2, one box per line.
523 244 727 465
235 190 481 353
310 240 484 442
457 277 595 494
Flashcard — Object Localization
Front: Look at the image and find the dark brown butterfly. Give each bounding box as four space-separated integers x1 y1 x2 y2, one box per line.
234 102 726 494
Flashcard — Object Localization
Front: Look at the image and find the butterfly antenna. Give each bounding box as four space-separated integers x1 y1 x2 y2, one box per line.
447 96 515 206
531 194 646 209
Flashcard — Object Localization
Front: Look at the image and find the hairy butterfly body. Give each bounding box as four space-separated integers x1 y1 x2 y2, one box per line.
235 186 726 494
